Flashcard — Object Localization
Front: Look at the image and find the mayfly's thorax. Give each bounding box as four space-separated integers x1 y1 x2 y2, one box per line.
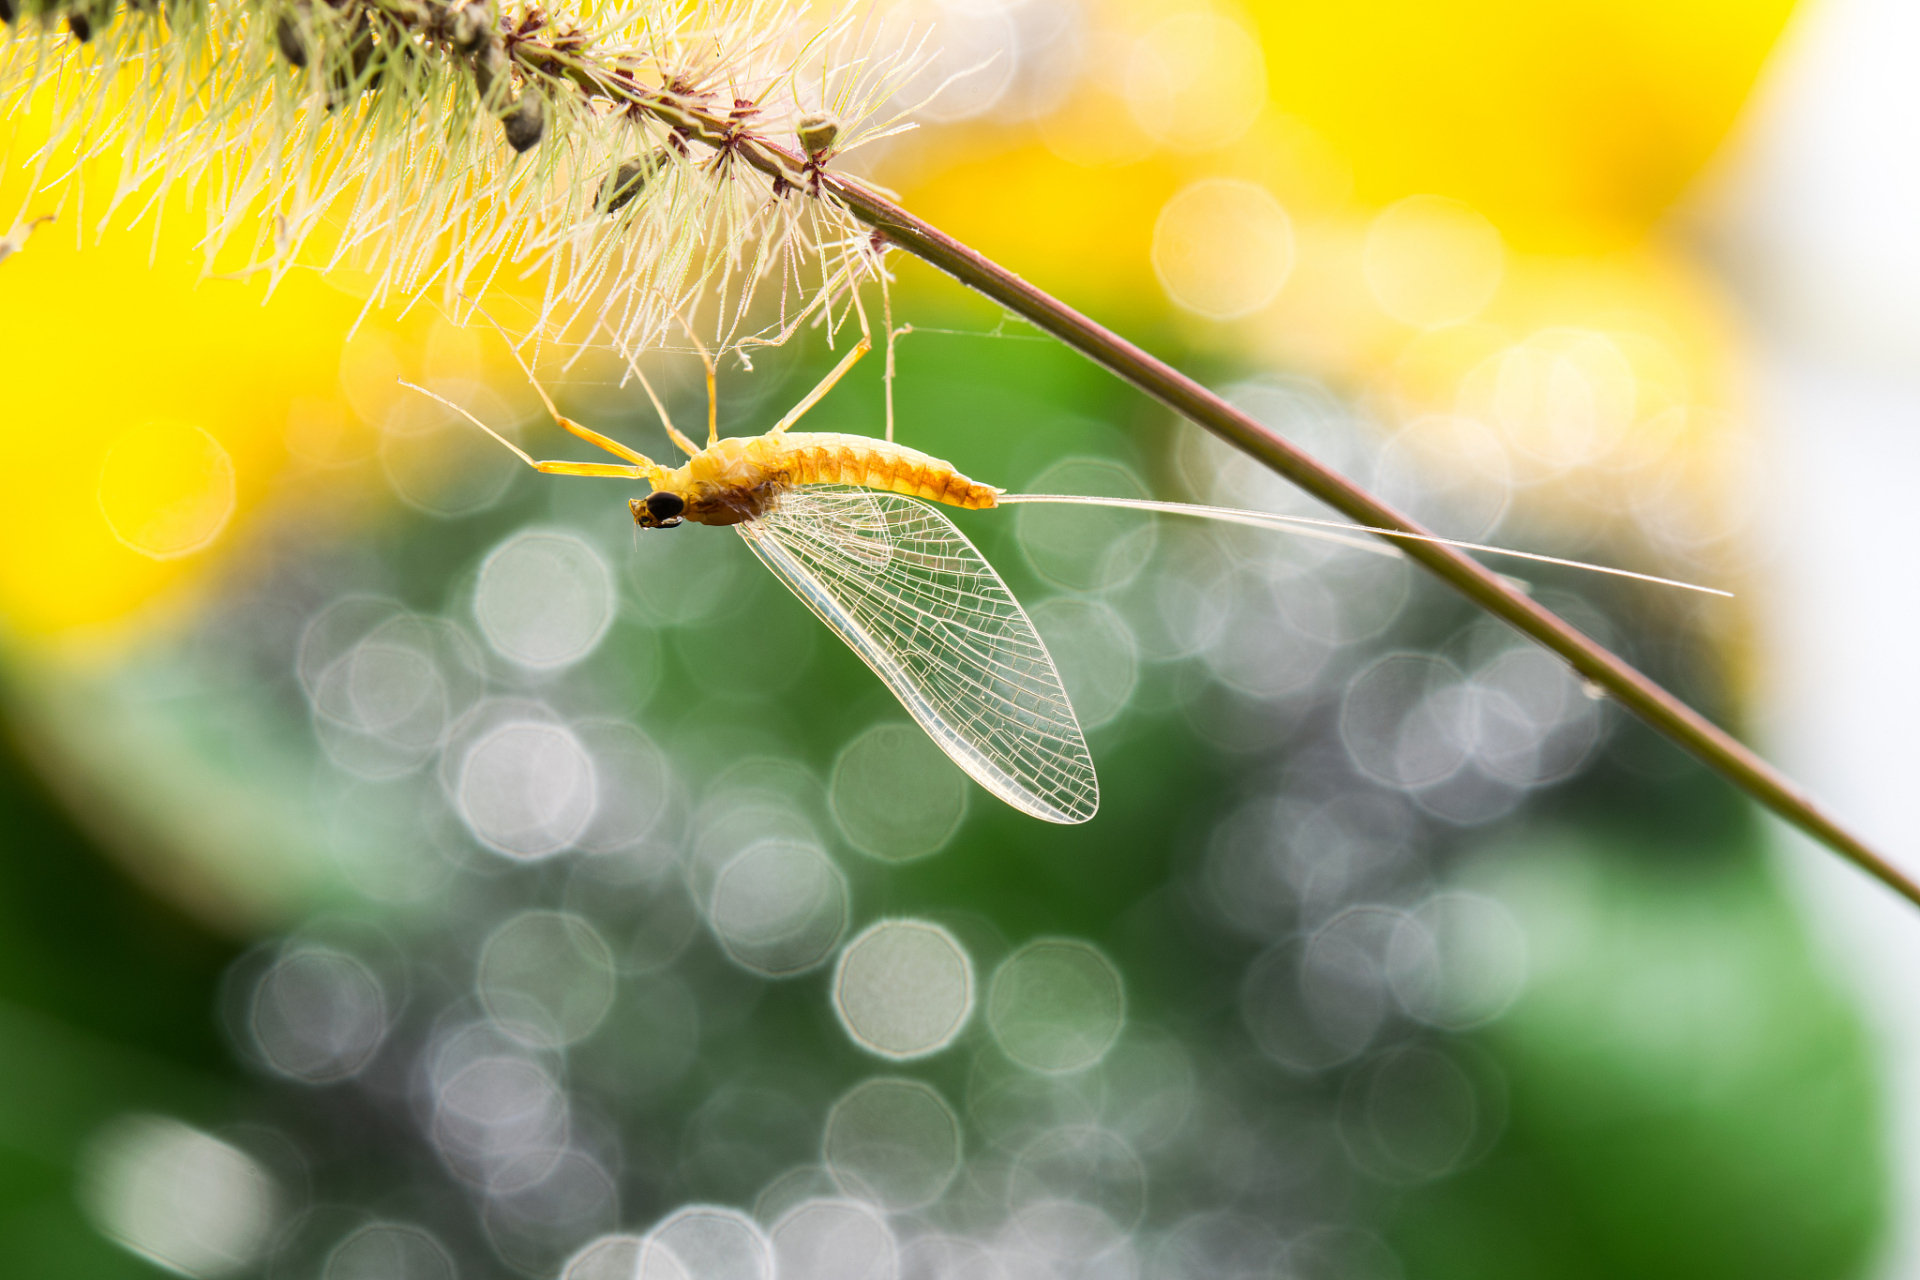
667 437 783 526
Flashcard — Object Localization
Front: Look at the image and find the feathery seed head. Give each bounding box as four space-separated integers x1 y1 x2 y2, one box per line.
2 0 929 355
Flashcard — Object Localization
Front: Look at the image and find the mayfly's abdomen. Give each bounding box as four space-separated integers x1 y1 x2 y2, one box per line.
775 432 1001 510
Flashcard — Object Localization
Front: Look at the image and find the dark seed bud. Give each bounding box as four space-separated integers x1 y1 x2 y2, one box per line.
69 0 119 38
0 0 16 25
327 17 379 108
796 112 839 157
502 94 544 153
471 41 507 104
275 14 307 66
447 3 487 53
597 148 669 213
347 15 375 76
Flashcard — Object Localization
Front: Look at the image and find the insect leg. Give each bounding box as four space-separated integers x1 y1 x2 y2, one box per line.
620 351 703 458
766 294 872 436
674 314 721 448
465 299 661 469
399 380 660 481
877 278 912 445
878 281 895 443
531 461 656 478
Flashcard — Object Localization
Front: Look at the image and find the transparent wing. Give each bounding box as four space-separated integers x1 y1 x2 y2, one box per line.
738 487 1098 824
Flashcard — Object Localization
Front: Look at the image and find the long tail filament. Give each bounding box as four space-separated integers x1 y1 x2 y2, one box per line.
996 494 1730 599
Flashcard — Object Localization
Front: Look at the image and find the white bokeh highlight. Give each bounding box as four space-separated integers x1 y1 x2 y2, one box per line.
459 720 598 858
249 945 389 1082
478 910 618 1048
324 1222 457 1280
708 839 849 977
830 725 970 863
81 1115 281 1279
987 939 1126 1074
649 1205 773 1280
832 920 974 1059
822 1077 963 1211
770 1198 898 1280
474 530 616 669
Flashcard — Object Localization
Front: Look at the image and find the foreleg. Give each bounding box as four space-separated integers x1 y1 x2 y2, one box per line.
767 291 872 435
399 380 663 482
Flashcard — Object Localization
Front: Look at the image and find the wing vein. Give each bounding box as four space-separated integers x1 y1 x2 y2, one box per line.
737 487 1098 824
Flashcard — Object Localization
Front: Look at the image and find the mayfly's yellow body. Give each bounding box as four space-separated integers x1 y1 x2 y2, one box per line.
402 308 1096 822
637 431 1002 528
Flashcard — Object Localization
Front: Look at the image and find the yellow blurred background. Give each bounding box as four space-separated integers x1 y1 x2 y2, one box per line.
1 0 1793 643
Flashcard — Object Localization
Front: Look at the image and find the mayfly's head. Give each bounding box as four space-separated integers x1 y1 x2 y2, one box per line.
630 490 686 529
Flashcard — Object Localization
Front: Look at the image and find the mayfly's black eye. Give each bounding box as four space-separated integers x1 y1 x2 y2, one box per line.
646 492 686 522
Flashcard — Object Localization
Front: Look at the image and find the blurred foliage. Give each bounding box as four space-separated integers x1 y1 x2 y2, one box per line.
0 287 1888 1276
0 0 1894 1276
1396 835 1882 1280
0 723 240 1275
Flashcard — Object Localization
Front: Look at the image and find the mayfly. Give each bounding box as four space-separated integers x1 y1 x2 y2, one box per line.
406 309 1724 826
